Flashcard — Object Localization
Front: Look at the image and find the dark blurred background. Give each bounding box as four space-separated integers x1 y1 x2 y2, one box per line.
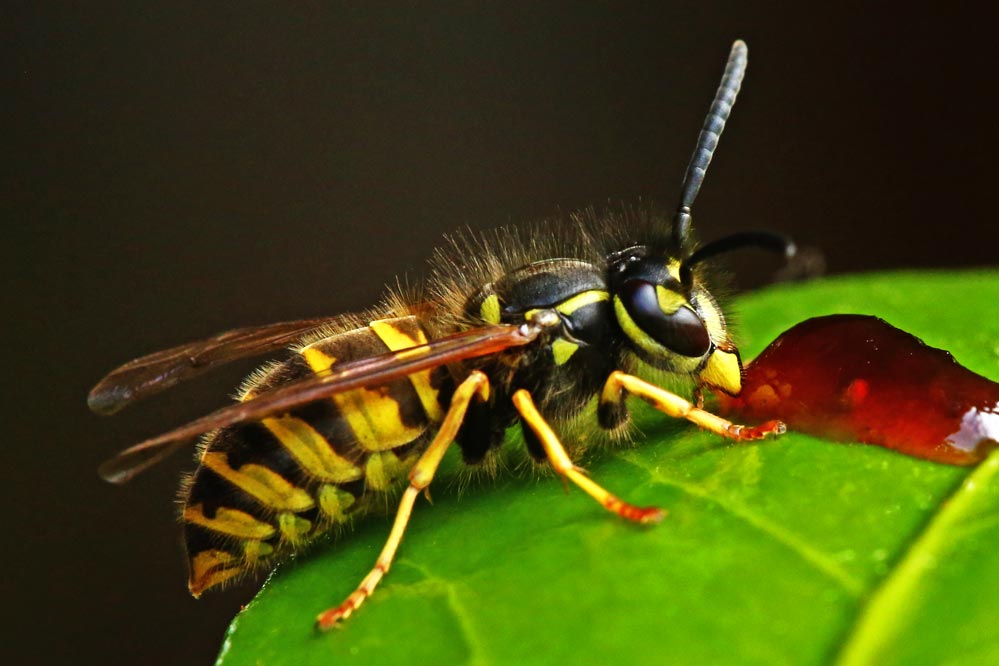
6 3 998 664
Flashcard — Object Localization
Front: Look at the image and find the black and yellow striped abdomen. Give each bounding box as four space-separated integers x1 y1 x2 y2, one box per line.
182 316 452 595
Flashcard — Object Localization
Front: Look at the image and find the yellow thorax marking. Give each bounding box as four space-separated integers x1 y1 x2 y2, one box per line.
551 338 579 365
555 290 609 315
479 293 501 324
262 414 364 483
183 504 276 540
521 291 608 366
524 291 609 324
201 451 314 512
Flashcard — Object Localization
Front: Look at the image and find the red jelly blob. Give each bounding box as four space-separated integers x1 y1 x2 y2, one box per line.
717 315 999 465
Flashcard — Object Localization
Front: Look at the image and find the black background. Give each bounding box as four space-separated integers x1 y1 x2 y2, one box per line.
7 4 998 664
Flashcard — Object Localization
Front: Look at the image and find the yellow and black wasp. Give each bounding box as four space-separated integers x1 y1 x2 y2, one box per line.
90 40 792 629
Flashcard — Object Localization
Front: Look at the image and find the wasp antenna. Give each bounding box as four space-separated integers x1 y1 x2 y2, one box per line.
672 40 749 251
679 230 795 285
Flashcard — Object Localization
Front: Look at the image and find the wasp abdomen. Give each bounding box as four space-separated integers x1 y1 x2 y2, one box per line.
182 316 451 595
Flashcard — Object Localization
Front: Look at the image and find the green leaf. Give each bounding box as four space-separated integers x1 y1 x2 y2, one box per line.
217 270 999 666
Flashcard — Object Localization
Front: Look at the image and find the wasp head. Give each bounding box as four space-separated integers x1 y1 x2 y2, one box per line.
607 247 742 395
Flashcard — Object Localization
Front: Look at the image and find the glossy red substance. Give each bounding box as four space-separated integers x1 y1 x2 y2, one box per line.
717 315 999 465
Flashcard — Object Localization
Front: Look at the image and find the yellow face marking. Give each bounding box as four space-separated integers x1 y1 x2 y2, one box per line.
278 512 312 543
612 296 702 373
479 293 501 324
370 318 445 422
613 296 654 353
699 348 742 395
555 290 609 316
655 285 687 315
551 338 579 365
262 415 364 482
188 549 241 597
365 450 410 492
695 290 726 346
183 504 276 540
318 484 356 522
201 451 314 512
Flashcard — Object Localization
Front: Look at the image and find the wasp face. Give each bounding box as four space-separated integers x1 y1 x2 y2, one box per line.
608 248 743 395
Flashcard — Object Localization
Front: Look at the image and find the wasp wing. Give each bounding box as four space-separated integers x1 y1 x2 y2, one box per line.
98 323 540 484
88 317 346 415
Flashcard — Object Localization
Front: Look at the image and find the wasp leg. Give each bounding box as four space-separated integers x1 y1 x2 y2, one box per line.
600 370 786 440
315 370 491 631
511 389 665 524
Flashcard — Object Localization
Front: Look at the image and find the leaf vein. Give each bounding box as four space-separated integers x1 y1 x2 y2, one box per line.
395 559 491 666
629 455 865 597
834 452 999 665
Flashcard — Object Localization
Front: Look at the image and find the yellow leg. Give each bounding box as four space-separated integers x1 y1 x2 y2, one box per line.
315 371 490 631
511 389 665 524
601 371 786 440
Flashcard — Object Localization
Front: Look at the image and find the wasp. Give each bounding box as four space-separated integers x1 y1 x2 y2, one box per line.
90 40 793 630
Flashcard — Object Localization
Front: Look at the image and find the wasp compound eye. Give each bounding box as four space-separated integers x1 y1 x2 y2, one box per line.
618 280 711 358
